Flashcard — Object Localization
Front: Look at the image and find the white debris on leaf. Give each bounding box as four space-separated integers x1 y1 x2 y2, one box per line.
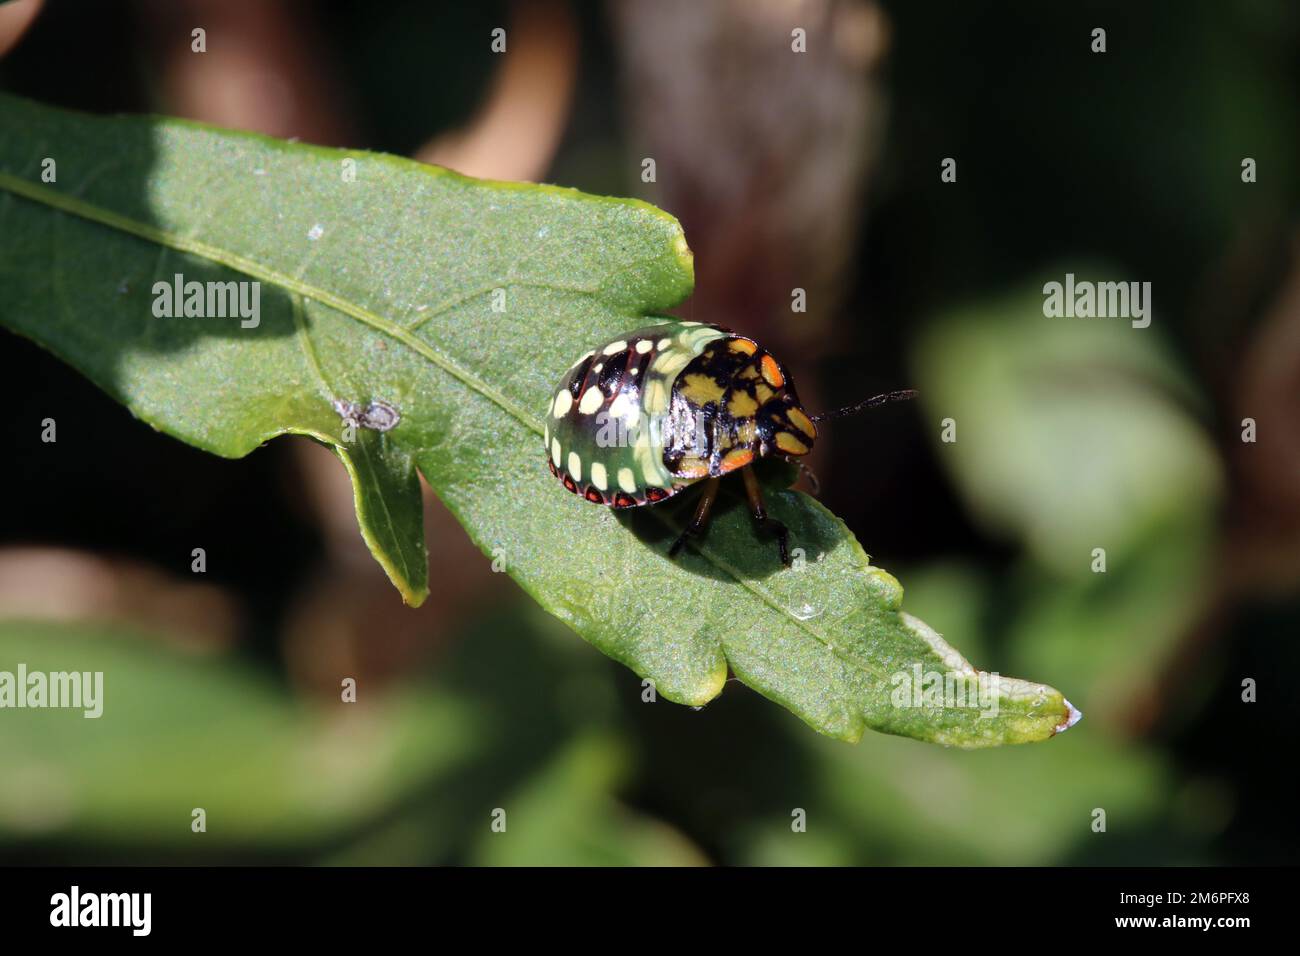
1055 698 1084 734
333 398 401 433
791 602 821 621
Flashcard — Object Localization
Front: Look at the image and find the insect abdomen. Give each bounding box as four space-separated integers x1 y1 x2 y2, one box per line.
544 320 727 507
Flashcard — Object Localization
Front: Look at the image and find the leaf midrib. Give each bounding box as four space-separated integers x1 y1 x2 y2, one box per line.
0 170 542 433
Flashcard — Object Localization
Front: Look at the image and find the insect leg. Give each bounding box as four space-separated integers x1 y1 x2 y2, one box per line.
668 477 721 558
797 461 821 496
741 466 791 567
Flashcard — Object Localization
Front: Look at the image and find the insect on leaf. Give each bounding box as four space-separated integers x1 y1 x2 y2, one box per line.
0 94 1079 747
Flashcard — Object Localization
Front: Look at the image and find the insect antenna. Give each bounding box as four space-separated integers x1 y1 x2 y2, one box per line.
811 388 918 423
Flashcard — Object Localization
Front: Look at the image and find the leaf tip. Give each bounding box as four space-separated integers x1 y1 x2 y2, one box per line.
1054 697 1084 735
402 586 430 609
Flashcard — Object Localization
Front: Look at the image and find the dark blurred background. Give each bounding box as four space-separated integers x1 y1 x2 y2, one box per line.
0 0 1297 864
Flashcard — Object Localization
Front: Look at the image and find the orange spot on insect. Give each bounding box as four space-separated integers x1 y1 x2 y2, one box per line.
719 448 754 473
676 457 711 479
729 338 758 355
761 355 785 388
775 431 810 456
786 407 817 439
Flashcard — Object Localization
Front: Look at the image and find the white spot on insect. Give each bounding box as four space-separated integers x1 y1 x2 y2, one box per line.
592 362 604 373
578 386 604 415
551 438 562 468
643 380 668 414
636 339 653 354
590 462 608 490
608 392 635 422
552 389 573 418
307 223 324 241
656 337 672 349
655 352 691 379
602 340 627 356
617 467 637 494
630 367 640 376
568 451 582 481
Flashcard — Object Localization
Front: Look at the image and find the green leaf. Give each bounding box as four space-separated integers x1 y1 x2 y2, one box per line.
468 732 709 866
914 280 1221 575
0 609 708 862
0 620 479 849
914 281 1223 723
0 93 1076 746
743 726 1172 865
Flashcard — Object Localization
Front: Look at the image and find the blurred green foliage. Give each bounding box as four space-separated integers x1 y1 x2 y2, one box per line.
0 610 1189 866
915 279 1223 722
0 614 707 865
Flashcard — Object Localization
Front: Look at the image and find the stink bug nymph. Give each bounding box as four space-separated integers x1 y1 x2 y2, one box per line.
544 319 915 565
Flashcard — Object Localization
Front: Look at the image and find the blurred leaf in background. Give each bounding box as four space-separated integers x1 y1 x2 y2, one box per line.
0 609 707 865
915 278 1224 728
